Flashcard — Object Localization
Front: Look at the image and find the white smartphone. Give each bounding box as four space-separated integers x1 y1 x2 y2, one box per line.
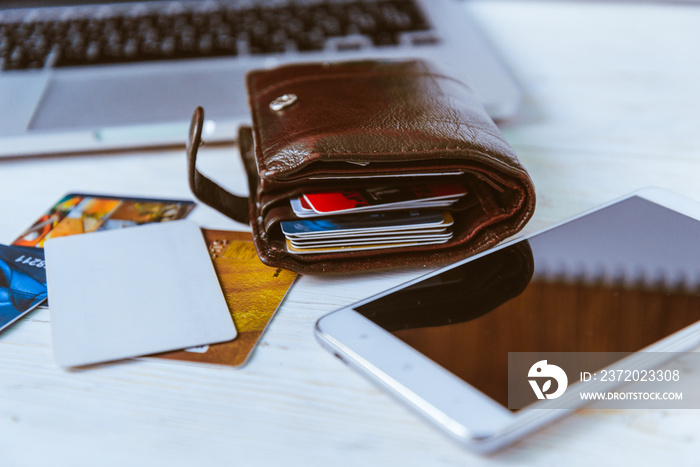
314 187 700 453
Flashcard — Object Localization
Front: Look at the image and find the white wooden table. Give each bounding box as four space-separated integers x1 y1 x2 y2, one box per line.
2 1 700 465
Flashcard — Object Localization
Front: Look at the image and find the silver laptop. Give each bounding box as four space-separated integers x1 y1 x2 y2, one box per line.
0 0 520 158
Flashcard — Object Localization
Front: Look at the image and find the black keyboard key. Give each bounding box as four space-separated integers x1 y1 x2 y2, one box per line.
295 28 326 53
372 31 398 47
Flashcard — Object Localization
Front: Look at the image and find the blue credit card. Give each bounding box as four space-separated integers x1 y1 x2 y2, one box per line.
281 210 447 236
0 244 48 333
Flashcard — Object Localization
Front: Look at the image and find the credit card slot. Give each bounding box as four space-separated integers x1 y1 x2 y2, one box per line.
257 174 471 222
258 177 494 263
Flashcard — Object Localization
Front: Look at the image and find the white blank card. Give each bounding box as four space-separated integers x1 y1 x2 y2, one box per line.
45 220 236 368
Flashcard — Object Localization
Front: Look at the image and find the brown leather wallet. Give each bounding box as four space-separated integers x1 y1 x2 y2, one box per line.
187 59 536 274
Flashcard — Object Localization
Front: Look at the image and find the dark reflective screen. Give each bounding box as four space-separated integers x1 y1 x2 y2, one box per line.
357 197 700 408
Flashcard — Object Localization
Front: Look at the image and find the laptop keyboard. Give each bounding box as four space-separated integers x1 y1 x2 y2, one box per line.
0 0 436 71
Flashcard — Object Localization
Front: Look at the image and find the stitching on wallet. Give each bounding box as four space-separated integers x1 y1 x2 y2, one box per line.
263 147 512 170
252 70 471 97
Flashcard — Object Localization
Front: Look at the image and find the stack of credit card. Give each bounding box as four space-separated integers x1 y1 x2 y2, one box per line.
281 184 465 254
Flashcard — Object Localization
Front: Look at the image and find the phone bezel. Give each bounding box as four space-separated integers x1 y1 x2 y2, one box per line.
314 187 700 452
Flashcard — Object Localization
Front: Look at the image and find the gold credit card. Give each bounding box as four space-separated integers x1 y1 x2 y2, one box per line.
152 230 298 368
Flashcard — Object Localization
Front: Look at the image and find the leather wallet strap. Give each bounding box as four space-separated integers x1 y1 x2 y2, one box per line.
187 106 250 225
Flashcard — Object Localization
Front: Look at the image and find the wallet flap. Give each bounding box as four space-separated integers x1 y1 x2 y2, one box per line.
246 60 526 184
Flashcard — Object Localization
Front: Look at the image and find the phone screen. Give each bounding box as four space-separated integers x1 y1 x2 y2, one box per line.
356 196 700 409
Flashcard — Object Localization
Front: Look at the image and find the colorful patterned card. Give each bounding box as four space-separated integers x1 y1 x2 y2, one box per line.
13 193 195 248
